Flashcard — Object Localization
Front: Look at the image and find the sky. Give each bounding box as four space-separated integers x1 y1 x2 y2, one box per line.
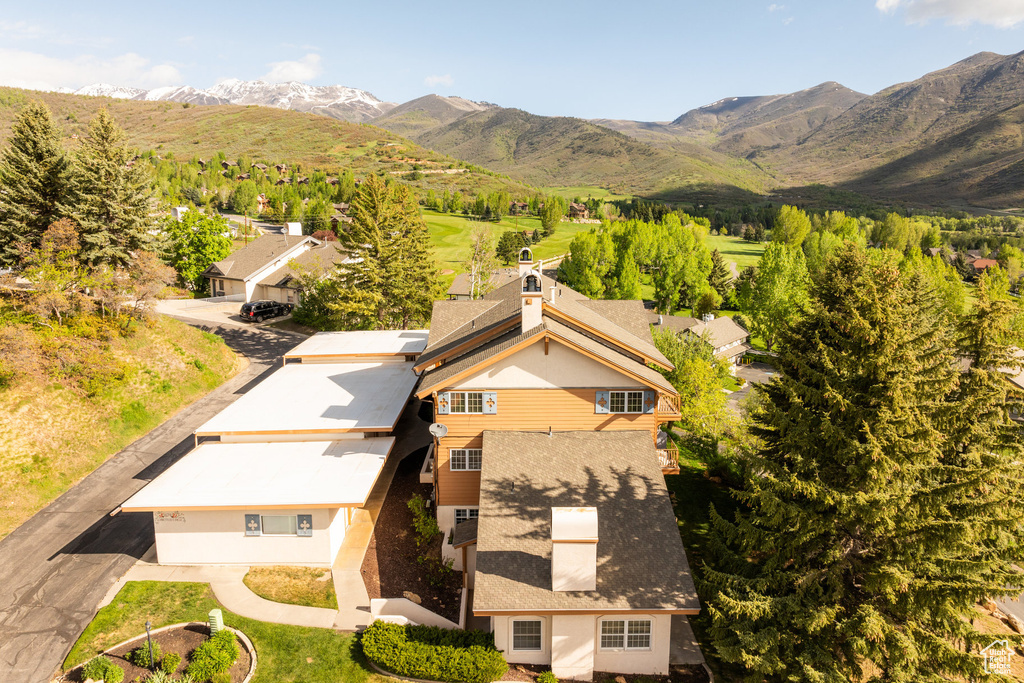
0 0 1023 121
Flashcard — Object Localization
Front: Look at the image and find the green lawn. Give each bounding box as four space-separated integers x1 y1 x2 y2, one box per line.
423 210 591 274
706 234 765 271
721 374 742 392
65 582 385 683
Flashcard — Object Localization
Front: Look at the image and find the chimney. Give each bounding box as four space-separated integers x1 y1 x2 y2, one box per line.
658 315 663 326
518 247 534 277
702 313 715 323
549 285 557 301
551 507 598 592
521 270 543 331
285 221 302 236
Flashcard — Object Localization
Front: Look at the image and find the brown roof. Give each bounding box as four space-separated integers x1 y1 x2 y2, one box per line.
580 300 654 341
446 268 521 298
649 313 748 350
418 324 545 394
973 259 999 270
256 243 349 288
473 430 699 613
203 235 313 281
452 518 478 548
426 300 501 346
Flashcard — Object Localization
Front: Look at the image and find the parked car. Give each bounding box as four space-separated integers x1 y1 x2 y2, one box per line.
240 300 293 323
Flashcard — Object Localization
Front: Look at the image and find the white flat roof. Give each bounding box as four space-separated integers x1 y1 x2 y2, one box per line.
284 330 429 360
121 438 394 511
196 362 419 436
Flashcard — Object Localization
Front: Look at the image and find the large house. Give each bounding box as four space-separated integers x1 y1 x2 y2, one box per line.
203 234 349 304
415 248 700 679
650 313 750 366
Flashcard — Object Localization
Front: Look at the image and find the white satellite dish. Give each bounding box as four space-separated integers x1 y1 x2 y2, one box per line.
428 423 448 438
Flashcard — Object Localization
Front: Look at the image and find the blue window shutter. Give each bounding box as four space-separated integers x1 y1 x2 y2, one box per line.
436 392 450 415
595 390 609 414
482 392 497 414
245 514 261 536
643 390 657 414
297 514 313 537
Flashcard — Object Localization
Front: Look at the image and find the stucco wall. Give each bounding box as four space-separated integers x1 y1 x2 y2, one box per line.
437 505 478 570
152 508 338 566
552 614 596 680
591 613 672 676
493 615 552 666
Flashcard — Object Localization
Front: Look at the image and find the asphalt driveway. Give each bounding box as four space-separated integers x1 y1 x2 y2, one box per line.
726 361 776 415
0 319 306 683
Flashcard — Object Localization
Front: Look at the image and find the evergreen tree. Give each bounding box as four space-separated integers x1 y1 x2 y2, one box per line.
707 248 731 298
0 102 75 266
704 244 1023 682
74 109 153 267
328 174 439 329
496 231 528 265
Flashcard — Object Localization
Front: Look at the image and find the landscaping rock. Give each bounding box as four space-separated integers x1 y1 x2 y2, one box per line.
1007 613 1024 634
983 599 999 612
403 591 422 604
615 676 627 683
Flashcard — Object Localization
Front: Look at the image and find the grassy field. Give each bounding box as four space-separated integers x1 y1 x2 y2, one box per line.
424 210 591 274
65 581 386 683
0 313 241 538
706 234 766 270
243 566 338 610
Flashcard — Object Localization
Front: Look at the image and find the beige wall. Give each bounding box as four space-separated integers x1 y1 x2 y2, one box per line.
152 508 342 566
209 278 246 299
438 505 477 569
493 615 552 666
592 614 672 676
256 284 299 305
451 340 644 390
552 614 595 680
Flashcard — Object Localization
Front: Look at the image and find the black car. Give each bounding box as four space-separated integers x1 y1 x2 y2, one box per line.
240 300 293 323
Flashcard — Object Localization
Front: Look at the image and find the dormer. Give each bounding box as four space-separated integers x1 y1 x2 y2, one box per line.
518 247 534 277
521 270 543 331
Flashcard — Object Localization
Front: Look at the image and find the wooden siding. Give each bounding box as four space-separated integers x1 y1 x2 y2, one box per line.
437 436 483 506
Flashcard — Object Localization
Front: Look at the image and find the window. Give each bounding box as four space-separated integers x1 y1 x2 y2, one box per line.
450 392 484 414
261 515 298 535
512 620 542 651
600 619 651 650
609 390 644 414
455 508 479 524
450 449 482 471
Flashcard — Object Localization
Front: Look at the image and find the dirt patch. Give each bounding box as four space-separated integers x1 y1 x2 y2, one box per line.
244 565 337 609
361 446 462 623
501 664 708 683
67 623 252 682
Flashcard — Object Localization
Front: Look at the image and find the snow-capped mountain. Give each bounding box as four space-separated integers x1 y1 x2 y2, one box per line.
71 79 395 123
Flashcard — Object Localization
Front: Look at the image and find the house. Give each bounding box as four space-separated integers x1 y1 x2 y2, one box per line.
973 258 1000 274
197 159 207 169
253 163 268 172
276 177 292 185
236 173 251 181
414 247 703 679
221 160 238 170
649 313 750 366
568 202 589 219
203 234 349 304
509 201 529 215
445 267 521 300
121 331 430 566
326 177 339 186
297 176 310 185
256 193 271 214
275 164 288 174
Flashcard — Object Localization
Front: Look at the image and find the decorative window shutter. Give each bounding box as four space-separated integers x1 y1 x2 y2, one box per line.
244 514 261 536
482 392 498 414
297 514 313 537
643 390 657 414
595 390 610 414
436 392 450 415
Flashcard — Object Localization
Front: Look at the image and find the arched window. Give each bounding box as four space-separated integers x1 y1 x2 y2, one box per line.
523 274 541 293
519 247 534 262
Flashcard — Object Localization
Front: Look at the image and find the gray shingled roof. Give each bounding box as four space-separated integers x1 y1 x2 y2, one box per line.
256 243 349 288
204 235 313 281
580 300 655 341
452 518 478 547
473 430 699 613
649 314 748 350
548 293 671 368
418 324 545 395
446 268 521 298
427 300 499 346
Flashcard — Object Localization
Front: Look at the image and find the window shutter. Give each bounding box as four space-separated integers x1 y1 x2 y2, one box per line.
482 392 497 414
643 390 657 414
244 514 261 536
436 392 450 415
297 514 313 537
595 390 609 414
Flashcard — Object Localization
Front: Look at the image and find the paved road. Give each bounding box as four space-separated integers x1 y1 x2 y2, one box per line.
0 319 306 683
726 361 776 415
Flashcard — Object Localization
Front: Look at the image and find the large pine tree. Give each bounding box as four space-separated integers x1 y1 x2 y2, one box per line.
0 102 75 266
704 244 1024 681
708 248 732 298
74 109 153 267
328 174 439 329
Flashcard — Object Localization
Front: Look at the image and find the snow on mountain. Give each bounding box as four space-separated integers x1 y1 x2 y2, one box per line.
74 83 146 99
137 86 230 106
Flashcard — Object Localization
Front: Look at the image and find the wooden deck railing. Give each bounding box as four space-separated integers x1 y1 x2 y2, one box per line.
657 393 681 417
657 448 680 473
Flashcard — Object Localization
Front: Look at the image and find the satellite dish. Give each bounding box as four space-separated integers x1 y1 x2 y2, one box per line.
428 423 448 438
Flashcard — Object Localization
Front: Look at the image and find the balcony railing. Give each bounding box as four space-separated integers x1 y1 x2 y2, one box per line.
657 393 681 419
657 447 680 474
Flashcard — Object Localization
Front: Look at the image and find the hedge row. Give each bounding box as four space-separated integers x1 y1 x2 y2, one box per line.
361 621 507 683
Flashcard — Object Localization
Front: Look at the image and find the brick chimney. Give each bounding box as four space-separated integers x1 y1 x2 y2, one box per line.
551 507 598 591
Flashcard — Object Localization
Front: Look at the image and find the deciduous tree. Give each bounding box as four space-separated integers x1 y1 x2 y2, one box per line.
736 242 809 352
163 210 233 291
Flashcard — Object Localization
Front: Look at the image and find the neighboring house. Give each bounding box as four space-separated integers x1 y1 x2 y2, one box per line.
509 201 529 215
414 248 702 679
445 267 521 300
203 234 349 304
275 163 288 174
568 202 589 219
973 258 1000 274
221 160 238 170
256 193 271 214
649 313 750 366
121 331 429 566
253 163 269 172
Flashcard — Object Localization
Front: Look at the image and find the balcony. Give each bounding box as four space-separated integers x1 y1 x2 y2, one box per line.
657 447 680 474
656 393 682 421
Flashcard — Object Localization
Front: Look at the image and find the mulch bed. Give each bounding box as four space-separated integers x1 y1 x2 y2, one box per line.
501 664 709 683
67 623 251 683
361 445 462 623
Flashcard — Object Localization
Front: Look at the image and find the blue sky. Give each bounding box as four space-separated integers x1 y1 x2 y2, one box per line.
1 0 1022 121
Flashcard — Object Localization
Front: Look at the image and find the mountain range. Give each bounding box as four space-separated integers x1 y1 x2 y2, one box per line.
44 50 1024 207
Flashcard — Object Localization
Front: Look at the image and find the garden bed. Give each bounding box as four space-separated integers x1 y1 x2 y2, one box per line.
500 664 709 683
361 445 462 623
66 623 252 683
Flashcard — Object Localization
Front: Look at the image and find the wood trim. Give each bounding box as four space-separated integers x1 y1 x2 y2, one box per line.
413 318 520 372
474 609 700 616
415 333 546 398
543 304 672 371
454 538 478 549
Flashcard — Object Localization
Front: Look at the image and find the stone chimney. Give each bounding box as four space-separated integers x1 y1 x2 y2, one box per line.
551 507 598 592
518 247 534 277
521 270 543 331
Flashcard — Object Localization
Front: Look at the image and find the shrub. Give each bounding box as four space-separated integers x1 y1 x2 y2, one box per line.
185 630 239 681
417 555 455 587
161 651 182 674
361 621 507 683
127 641 162 667
145 670 172 683
407 494 440 548
82 655 125 683
537 671 558 683
211 672 232 683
